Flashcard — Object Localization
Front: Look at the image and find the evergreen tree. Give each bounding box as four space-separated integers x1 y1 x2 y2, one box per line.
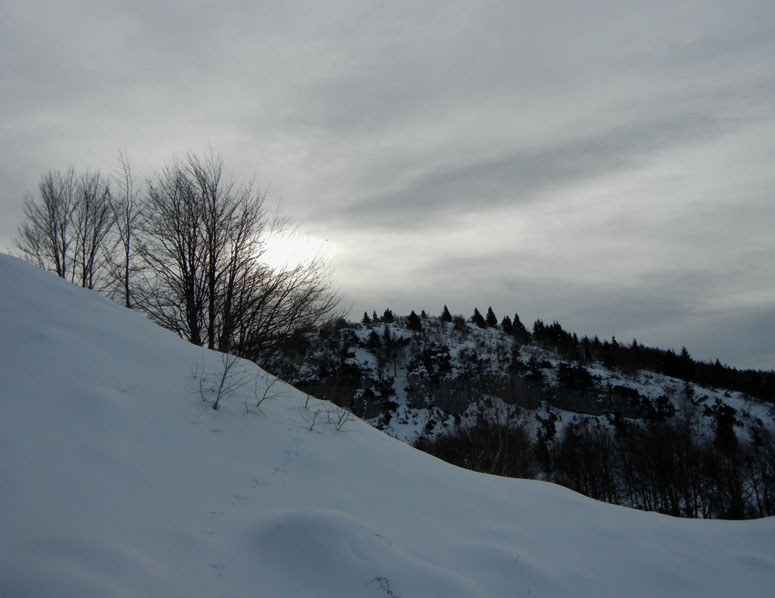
382 308 395 323
581 336 592 361
452 314 467 330
663 349 680 378
486 306 498 327
440 305 453 323
366 329 381 350
372 310 379 323
532 318 545 340
500 315 513 335
362 311 372 325
679 346 696 381
512 313 531 343
407 310 422 332
471 307 486 328
381 325 399 376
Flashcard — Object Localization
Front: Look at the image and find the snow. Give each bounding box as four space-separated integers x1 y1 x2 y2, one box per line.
1 253 773 597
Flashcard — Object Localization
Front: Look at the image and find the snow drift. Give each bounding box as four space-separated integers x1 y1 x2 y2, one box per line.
0 253 773 597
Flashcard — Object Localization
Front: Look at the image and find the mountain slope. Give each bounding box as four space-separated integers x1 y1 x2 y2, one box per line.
1 254 773 597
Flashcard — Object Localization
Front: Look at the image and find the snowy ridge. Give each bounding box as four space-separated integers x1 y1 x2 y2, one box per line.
1 253 773 597
272 317 774 446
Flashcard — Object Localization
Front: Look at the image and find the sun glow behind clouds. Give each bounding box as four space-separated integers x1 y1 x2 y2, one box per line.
261 231 329 270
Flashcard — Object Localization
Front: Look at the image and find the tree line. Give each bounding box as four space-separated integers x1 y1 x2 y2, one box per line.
416 404 775 520
369 304 774 404
15 151 340 366
340 304 775 405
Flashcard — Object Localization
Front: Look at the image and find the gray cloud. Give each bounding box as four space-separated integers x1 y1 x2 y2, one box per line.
1 1 774 369
326 112 724 230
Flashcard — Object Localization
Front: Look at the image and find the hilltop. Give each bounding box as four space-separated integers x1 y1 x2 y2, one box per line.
265 309 775 518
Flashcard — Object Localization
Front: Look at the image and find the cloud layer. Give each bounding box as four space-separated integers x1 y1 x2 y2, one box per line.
2 1 774 368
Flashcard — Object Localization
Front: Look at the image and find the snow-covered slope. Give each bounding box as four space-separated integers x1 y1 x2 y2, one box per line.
1 253 773 597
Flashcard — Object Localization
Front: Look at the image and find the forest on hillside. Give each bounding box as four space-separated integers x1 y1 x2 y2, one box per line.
266 308 775 519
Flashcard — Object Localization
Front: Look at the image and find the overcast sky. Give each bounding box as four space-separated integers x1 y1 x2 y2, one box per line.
2 1 774 370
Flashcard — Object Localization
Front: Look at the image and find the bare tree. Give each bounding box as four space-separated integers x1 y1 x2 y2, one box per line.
108 149 142 307
16 168 113 289
136 156 208 343
135 151 341 364
230 255 342 363
16 168 77 279
71 171 114 290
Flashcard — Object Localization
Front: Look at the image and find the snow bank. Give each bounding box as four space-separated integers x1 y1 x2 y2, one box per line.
1 254 773 597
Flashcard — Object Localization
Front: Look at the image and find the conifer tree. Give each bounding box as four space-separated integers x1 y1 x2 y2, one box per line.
362 311 372 325
381 325 399 376
440 305 453 322
486 306 498 327
501 315 513 335
366 329 381 350
471 307 486 328
679 346 696 381
407 310 422 332
512 313 531 343
533 318 545 339
382 308 395 323
582 336 592 361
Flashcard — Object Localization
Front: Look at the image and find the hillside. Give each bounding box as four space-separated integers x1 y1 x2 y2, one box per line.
265 312 775 518
1 253 774 597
